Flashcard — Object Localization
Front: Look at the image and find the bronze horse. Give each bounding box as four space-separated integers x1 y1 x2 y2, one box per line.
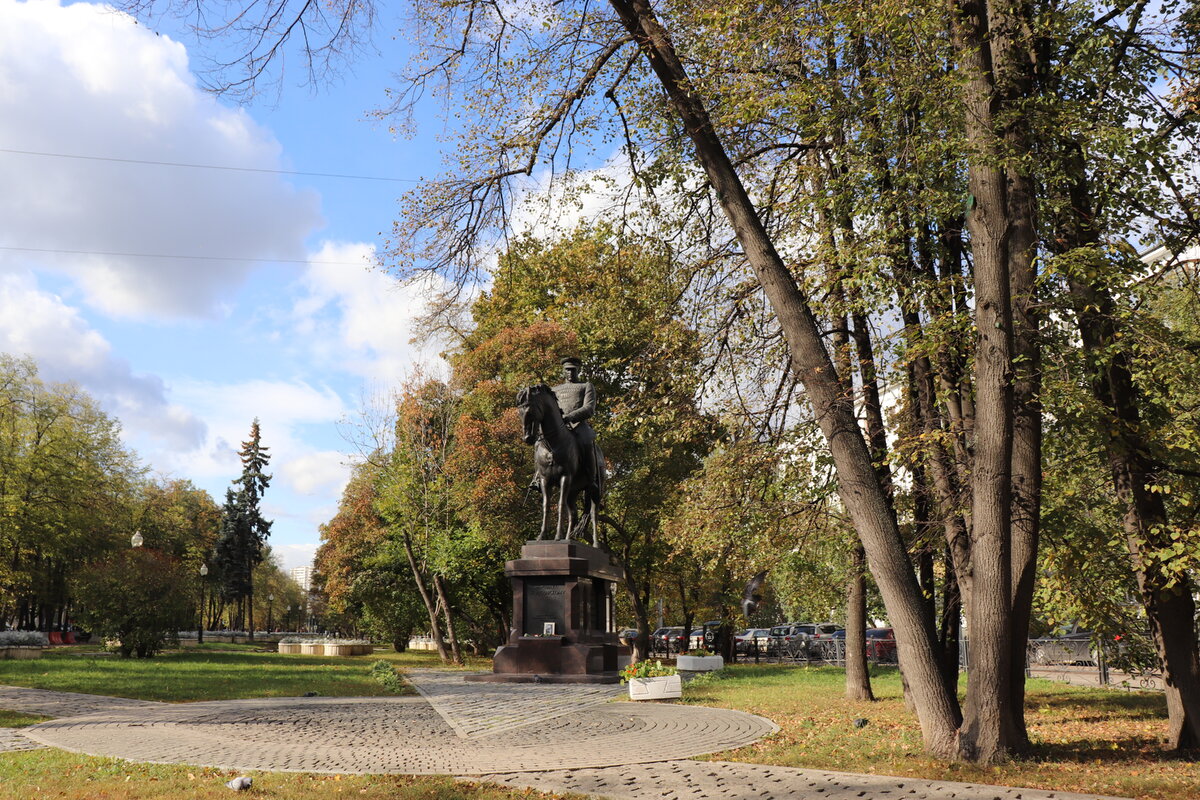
516 384 604 545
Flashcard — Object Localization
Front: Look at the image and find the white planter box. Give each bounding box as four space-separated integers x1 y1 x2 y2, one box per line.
677 654 724 672
277 643 301 654
628 674 682 700
0 646 42 660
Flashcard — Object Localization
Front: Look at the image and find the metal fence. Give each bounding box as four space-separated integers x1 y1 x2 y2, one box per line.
707 636 1165 692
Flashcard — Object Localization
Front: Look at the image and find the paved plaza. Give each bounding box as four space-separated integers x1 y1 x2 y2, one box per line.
1 674 1130 800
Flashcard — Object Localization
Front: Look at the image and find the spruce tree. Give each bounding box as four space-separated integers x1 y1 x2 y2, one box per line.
214 419 272 640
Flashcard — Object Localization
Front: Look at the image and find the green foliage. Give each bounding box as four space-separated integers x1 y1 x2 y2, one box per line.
214 419 273 606
0 355 144 626
69 549 193 658
619 659 677 682
369 659 408 694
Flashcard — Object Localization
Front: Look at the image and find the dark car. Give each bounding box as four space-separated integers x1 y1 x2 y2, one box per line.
865 627 897 661
650 627 673 654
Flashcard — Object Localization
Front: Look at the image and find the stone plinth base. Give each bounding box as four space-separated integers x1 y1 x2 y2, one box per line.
464 671 620 684
485 540 621 682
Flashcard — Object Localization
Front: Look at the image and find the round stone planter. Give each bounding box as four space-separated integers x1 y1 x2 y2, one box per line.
0 646 42 660
676 654 724 672
299 643 323 656
323 643 354 657
277 643 301 655
627 674 682 700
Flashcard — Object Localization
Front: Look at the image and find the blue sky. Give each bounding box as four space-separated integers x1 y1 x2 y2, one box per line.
0 0 454 571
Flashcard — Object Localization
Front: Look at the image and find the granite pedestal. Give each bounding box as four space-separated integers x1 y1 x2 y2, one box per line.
467 541 622 683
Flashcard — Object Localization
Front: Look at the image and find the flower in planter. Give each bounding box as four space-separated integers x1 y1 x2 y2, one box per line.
620 659 678 683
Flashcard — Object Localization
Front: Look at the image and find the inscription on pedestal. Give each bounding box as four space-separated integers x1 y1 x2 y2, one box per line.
524 579 566 636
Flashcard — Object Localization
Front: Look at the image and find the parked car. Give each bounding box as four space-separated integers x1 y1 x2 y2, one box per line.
665 627 696 653
766 624 791 656
735 628 772 654
865 627 897 661
650 627 673 654
1029 630 1096 666
807 623 845 658
783 623 819 657
617 629 638 645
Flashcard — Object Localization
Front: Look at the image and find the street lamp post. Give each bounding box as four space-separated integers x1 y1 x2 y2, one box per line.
267 593 275 633
130 531 143 548
198 563 209 645
286 605 292 633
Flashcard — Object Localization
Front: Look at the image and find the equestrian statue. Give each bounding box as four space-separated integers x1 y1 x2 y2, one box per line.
516 357 606 546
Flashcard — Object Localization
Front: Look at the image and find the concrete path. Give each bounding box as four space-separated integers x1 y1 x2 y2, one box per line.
17 680 777 774
0 685 162 718
476 761 1130 800
407 669 626 738
0 679 1130 800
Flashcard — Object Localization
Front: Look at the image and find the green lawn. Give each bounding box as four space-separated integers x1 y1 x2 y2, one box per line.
3 648 1192 800
0 645 567 799
683 663 1196 800
0 709 49 728
0 749 575 800
0 647 404 702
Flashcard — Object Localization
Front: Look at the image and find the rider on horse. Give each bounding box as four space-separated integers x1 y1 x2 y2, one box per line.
551 357 599 493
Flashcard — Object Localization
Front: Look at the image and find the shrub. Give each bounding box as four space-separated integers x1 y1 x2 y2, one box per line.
70 549 193 658
369 660 407 694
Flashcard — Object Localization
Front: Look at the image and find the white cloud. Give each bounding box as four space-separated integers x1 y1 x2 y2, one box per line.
274 542 319 573
279 450 350 496
158 376 348 480
0 270 206 449
0 0 323 320
291 243 449 384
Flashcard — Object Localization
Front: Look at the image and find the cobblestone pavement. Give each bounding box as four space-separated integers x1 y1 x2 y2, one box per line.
2 678 1133 800
21 693 777 774
0 685 166 754
474 761 1130 800
0 727 46 752
0 685 163 718
406 670 625 738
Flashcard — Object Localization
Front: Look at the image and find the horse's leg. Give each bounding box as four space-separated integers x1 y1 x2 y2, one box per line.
589 493 599 547
565 487 581 541
556 476 570 540
539 479 550 540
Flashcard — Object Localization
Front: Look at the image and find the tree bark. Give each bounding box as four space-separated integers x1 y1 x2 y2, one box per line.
610 0 962 757
950 0 1039 762
846 543 874 701
434 573 463 665
1053 139 1200 753
402 532 449 662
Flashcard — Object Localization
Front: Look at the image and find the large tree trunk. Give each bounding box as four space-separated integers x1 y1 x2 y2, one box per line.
1054 140 1200 753
1071 273 1200 753
949 0 1045 762
610 0 962 757
845 544 874 701
1006 166 1041 752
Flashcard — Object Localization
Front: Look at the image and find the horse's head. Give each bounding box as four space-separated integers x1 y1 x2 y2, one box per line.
515 384 552 445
